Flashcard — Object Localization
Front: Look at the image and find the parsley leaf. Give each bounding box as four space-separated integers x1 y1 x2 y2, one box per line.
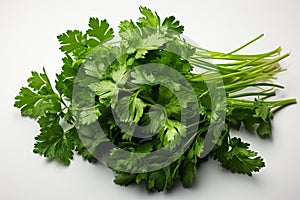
87 18 114 47
147 169 167 191
180 157 197 187
137 6 160 28
55 55 80 100
57 30 88 57
114 173 137 186
214 137 265 175
14 68 61 118
162 16 184 34
34 123 75 165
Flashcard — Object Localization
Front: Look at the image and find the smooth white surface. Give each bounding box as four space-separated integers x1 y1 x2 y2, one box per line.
1 0 299 199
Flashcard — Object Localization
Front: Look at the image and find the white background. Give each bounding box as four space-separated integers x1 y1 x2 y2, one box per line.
1 0 300 199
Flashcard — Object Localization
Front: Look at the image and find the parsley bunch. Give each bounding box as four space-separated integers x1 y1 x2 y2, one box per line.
15 7 296 191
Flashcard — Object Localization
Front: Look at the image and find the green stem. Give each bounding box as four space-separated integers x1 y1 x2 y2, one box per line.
194 46 281 61
227 98 297 109
225 33 265 55
267 98 297 108
229 91 276 98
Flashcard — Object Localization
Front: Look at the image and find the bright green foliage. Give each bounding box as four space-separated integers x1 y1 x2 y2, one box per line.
162 16 184 34
114 173 137 186
57 30 89 57
14 68 61 118
137 6 160 28
34 121 74 165
87 18 114 46
214 137 265 175
15 6 296 192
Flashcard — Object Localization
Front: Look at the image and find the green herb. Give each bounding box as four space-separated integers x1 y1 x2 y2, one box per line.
14 6 296 191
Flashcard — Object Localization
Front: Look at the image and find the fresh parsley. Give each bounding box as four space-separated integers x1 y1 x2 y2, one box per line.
15 6 296 191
